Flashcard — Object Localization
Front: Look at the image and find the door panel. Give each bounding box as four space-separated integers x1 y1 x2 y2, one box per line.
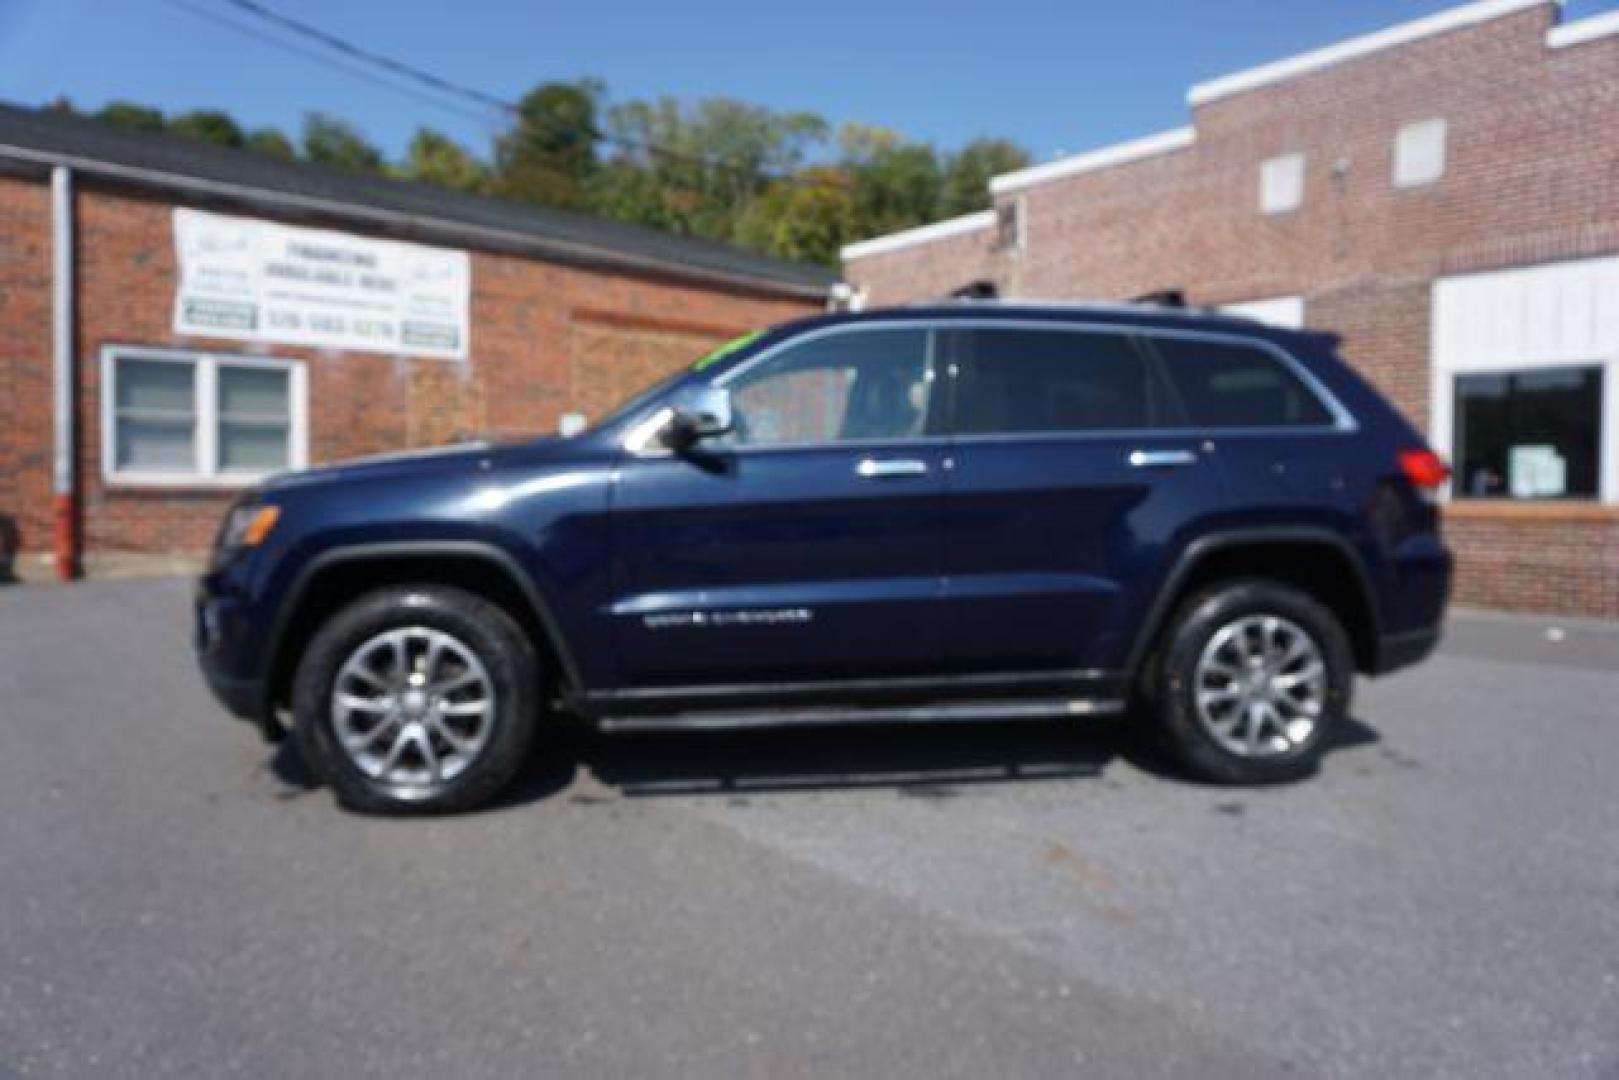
939 327 1227 673
611 445 945 686
942 434 1221 672
608 325 946 689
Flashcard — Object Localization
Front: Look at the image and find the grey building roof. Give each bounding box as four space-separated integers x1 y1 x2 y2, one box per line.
0 102 838 299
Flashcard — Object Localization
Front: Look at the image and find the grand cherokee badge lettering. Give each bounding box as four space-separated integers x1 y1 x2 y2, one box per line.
643 608 814 630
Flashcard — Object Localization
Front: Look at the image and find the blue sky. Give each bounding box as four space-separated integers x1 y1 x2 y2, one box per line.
0 0 1610 165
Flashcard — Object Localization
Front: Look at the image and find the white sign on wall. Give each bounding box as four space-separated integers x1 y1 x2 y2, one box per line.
173 208 470 360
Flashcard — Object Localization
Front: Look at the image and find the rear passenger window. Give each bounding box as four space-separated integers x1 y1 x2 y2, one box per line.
1153 337 1334 428
955 329 1154 434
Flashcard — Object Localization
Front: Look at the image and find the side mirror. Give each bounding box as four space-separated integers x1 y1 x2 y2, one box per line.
664 386 733 449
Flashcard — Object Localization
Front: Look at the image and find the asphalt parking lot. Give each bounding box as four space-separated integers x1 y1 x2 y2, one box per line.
1 577 1616 1078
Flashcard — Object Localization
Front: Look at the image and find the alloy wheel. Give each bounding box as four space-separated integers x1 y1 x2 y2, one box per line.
1192 614 1327 758
330 626 496 796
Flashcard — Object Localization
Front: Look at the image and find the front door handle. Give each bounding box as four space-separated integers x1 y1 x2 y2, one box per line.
1128 449 1199 469
857 458 929 479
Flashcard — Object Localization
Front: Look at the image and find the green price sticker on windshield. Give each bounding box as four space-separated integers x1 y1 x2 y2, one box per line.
692 330 764 372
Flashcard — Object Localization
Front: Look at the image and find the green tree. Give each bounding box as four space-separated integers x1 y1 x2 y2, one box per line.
244 127 297 161
492 80 603 209
839 124 944 238
940 137 1030 217
94 101 165 134
590 155 680 232
301 112 384 173
598 96 829 244
397 128 487 192
169 109 245 148
734 167 855 265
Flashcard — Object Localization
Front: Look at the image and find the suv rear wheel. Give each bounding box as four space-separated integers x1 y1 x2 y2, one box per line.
1150 580 1352 784
292 585 540 814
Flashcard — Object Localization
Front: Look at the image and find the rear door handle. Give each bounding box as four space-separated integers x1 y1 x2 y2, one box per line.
1128 449 1199 469
856 458 929 479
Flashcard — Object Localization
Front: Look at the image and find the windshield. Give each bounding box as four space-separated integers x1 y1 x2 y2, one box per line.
586 329 766 432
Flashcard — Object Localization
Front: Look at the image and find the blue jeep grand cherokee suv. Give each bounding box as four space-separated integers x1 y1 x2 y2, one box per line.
196 302 1451 813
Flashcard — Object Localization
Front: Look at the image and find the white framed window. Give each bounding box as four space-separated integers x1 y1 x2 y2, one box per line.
1260 152 1305 215
101 346 308 487
1394 119 1447 189
1431 257 1619 504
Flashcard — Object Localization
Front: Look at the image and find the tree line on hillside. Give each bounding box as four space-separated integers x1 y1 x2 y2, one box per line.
43 83 1029 267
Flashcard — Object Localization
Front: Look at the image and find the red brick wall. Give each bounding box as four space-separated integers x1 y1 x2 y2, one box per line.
854 5 1619 305
0 175 52 574
1446 506 1619 618
853 223 1005 308
0 177 816 567
844 2 1619 618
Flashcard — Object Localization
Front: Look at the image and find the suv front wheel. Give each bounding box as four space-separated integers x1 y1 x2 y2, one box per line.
292 585 540 814
1151 580 1353 784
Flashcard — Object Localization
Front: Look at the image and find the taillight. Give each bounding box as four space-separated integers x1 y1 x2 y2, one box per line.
1398 448 1451 491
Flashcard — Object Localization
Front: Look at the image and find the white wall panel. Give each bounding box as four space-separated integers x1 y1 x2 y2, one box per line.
1219 296 1306 329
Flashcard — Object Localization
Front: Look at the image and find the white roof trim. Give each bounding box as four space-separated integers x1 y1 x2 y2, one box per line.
987 128 1196 196
1548 8 1619 47
840 210 993 262
1188 0 1562 106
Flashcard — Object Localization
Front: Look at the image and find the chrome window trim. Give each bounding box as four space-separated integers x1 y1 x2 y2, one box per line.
620 316 1357 456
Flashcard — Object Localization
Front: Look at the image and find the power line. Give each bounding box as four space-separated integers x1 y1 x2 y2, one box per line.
157 0 502 130
197 0 817 186
216 0 514 115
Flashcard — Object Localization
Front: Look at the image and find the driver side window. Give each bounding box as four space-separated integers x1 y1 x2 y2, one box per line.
724 329 934 447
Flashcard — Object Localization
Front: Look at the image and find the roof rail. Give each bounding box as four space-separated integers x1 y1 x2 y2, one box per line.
1129 289 1188 308
949 280 1000 300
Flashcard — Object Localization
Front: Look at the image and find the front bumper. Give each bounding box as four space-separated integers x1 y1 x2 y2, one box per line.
194 579 276 738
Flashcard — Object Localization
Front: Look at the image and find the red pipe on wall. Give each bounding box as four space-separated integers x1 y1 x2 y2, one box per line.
53 495 77 582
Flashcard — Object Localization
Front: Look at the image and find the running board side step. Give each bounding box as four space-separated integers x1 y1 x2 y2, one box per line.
597 697 1126 733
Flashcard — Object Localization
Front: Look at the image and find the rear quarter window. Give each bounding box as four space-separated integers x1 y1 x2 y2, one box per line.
1151 336 1335 429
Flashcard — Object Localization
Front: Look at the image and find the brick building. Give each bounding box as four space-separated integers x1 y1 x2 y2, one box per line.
0 104 833 580
843 0 1619 619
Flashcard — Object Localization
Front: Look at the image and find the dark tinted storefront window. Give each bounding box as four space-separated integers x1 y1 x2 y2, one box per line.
1452 366 1601 499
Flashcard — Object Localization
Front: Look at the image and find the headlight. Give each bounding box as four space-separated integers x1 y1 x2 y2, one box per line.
218 504 281 550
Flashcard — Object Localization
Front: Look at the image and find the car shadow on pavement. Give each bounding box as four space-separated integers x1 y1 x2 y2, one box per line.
516 711 1382 805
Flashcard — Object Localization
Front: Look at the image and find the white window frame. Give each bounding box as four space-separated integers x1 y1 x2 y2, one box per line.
1260 152 1305 215
101 346 308 488
1431 259 1619 505
1394 118 1447 189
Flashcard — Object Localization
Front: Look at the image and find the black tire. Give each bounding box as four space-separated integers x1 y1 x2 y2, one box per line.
292 585 540 815
1149 579 1353 784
